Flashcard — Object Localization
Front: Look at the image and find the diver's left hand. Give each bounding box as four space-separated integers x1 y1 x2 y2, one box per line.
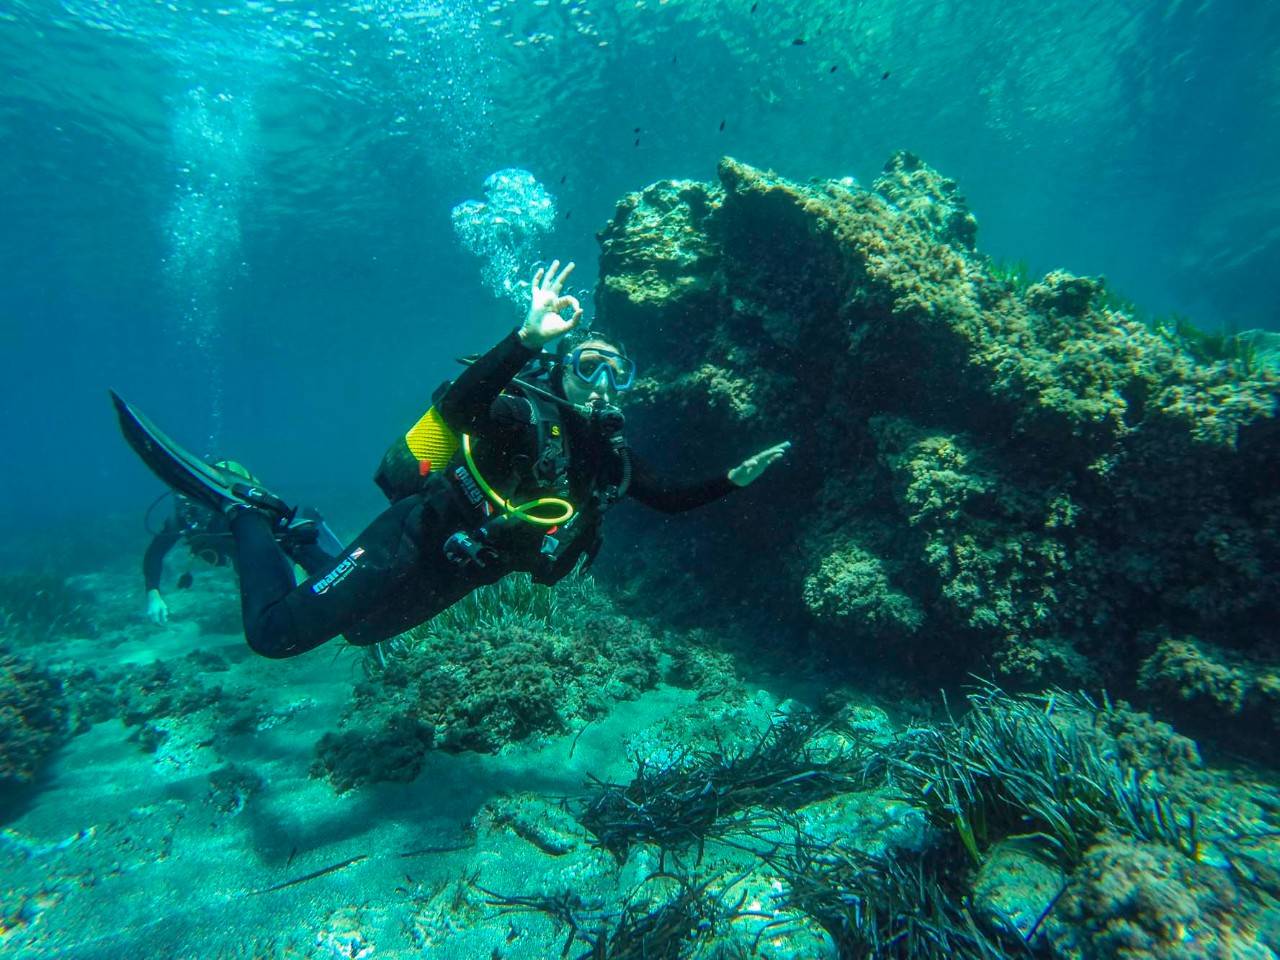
728 441 792 487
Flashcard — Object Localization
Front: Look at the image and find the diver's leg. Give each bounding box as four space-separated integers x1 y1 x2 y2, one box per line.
230 495 432 658
231 509 306 646
226 512 295 616
288 506 345 574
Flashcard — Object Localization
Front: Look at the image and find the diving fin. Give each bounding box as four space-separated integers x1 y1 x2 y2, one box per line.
109 390 291 521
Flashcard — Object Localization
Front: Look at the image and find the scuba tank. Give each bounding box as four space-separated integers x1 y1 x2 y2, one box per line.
374 355 560 504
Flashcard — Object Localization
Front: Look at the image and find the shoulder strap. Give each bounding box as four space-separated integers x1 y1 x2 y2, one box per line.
528 393 569 490
488 385 570 497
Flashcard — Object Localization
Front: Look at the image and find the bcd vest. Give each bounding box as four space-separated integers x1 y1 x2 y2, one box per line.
373 381 627 584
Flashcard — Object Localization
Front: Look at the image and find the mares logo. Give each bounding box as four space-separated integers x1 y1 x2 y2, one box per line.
453 465 484 506
312 546 365 595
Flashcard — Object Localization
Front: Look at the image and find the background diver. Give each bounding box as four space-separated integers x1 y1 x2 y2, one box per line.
114 259 790 656
141 459 343 625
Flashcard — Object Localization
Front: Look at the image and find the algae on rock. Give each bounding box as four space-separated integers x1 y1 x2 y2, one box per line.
594 151 1280 744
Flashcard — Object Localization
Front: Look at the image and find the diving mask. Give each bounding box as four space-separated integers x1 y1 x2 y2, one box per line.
568 346 636 391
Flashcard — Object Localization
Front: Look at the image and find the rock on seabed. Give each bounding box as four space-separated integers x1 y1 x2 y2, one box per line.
596 153 1280 749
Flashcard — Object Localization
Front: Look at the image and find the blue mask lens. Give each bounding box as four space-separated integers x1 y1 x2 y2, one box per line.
570 348 635 391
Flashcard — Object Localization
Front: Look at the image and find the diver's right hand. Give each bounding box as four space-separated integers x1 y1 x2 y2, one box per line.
147 589 169 625
519 259 582 348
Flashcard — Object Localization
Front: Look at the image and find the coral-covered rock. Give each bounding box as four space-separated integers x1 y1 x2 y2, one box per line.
595 154 1280 739
314 576 668 788
872 150 978 251
1054 837 1271 960
802 540 924 638
116 653 268 751
1084 697 1204 779
313 714 435 792
480 792 586 855
972 840 1067 943
0 648 68 784
1138 634 1280 738
596 178 724 364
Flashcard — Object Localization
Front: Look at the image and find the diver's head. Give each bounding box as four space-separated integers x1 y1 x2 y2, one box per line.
555 333 636 410
214 459 260 484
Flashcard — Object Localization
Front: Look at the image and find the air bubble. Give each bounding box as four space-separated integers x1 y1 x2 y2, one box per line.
452 169 557 311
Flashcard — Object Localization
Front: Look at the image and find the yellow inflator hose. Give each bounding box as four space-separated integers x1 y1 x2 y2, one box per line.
461 433 574 526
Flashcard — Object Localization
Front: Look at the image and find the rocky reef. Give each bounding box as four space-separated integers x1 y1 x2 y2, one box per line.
595 152 1280 748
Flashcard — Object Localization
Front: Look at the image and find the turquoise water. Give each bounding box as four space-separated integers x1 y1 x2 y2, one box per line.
3 0 1278 532
3 2 1280 957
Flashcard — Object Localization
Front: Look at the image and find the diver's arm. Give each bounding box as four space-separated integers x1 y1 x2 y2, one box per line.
143 530 180 593
436 330 540 436
438 258 582 436
627 452 739 514
628 440 791 513
143 530 180 624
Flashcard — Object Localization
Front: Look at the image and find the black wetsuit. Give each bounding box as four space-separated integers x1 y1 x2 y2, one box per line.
145 500 341 592
230 330 737 658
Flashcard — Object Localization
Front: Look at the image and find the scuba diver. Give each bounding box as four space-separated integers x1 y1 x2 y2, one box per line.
113 259 789 656
140 460 344 625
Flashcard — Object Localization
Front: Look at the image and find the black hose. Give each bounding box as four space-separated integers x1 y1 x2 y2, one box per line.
615 440 632 500
455 355 588 417
143 490 173 536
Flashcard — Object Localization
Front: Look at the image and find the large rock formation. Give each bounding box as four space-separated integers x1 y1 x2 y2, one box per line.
594 153 1280 744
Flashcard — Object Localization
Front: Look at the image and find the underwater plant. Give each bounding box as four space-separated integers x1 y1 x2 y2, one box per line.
874 685 1204 869
571 683 1280 959
367 571 610 669
361 572 567 676
575 710 864 862
767 832 1025 959
1151 313 1262 375
477 871 742 960
430 571 561 635
988 257 1033 293
0 572 96 644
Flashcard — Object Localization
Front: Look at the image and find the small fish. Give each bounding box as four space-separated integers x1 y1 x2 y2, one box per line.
634 138 640 146
829 64 838 73
792 38 805 46
718 119 725 131
750 1 757 11
633 126 640 133
881 70 890 80
671 54 677 64
565 211 572 219
559 174 566 184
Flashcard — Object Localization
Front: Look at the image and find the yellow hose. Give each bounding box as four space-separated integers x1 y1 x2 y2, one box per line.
462 433 574 526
